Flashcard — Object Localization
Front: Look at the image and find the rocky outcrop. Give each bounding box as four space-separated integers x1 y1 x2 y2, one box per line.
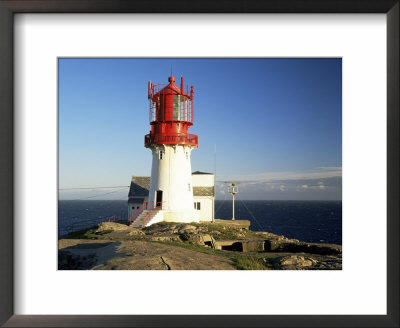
59 239 236 270
274 255 315 269
81 221 342 257
61 221 342 270
95 222 131 233
128 228 145 236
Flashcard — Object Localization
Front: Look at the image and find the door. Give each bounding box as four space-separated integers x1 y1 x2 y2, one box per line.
156 190 163 208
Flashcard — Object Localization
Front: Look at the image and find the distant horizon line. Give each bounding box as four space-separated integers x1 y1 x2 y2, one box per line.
58 199 342 202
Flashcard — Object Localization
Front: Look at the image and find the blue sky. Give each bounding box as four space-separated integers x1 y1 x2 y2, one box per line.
58 58 342 200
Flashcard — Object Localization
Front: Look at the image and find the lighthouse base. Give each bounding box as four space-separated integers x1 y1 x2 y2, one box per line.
163 209 199 224
132 208 199 228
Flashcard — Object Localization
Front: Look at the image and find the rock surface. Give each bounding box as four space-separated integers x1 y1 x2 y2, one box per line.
59 221 342 270
58 239 235 270
96 222 130 233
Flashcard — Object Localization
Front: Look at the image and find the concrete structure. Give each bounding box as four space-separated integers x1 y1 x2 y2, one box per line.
127 172 215 225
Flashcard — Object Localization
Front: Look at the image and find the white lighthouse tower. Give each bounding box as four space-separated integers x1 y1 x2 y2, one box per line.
131 75 199 227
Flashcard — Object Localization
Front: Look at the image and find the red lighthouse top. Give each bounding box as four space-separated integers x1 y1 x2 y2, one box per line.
145 75 198 148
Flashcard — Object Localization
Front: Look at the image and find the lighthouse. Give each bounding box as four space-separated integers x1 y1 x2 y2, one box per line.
131 75 200 227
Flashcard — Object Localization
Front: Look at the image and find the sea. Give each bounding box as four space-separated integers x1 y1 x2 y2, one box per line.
58 200 342 244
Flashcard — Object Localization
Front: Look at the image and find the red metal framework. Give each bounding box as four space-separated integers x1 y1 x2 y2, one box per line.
145 75 198 148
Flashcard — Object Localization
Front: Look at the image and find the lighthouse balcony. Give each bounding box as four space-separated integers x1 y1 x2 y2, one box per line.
145 133 198 147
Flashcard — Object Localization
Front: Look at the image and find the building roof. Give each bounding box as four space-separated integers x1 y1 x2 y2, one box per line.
193 186 214 197
128 176 150 197
154 76 190 97
192 171 213 175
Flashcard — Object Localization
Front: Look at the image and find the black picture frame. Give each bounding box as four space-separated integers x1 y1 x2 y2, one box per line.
0 1 398 327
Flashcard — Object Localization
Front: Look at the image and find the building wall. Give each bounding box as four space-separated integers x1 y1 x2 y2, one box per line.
192 173 214 222
128 197 147 220
192 174 214 187
193 196 213 222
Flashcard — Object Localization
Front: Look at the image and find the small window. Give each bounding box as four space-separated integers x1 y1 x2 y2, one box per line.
159 150 163 160
197 202 201 210
186 152 188 159
188 183 191 191
132 206 135 210
137 206 140 209
194 202 196 209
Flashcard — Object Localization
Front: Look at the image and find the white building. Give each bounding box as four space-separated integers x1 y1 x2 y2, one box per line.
192 171 215 222
127 176 150 219
128 171 214 224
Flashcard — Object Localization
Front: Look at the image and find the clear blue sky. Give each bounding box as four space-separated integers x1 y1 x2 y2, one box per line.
59 58 342 200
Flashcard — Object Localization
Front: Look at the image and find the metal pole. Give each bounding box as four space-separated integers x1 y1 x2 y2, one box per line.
212 144 216 223
232 194 235 220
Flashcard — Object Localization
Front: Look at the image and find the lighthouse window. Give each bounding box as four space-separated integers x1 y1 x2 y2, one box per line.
159 150 163 160
173 95 180 120
186 152 188 159
194 202 201 210
173 95 189 121
188 183 191 191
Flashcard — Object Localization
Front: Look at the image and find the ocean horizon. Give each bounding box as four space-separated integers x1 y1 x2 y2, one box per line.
58 199 342 244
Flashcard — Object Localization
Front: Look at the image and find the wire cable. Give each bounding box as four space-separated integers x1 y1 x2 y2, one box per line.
60 187 128 201
59 186 129 191
239 198 266 232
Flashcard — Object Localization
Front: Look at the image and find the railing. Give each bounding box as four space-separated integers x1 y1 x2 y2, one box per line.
128 201 166 226
107 214 117 222
148 81 194 124
145 133 198 147
128 201 151 224
150 83 191 97
142 201 165 227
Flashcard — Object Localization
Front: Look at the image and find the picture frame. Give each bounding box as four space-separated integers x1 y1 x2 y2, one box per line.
0 0 398 327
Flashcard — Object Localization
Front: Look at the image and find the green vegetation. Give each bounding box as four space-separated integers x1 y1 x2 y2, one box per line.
233 254 267 270
195 222 265 240
64 226 99 240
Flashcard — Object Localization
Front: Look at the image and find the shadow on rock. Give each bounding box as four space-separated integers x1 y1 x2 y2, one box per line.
58 241 122 270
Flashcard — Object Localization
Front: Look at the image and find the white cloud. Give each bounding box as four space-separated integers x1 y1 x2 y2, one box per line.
218 167 342 183
317 166 342 171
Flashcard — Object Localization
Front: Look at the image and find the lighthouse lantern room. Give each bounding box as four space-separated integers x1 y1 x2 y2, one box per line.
131 75 199 227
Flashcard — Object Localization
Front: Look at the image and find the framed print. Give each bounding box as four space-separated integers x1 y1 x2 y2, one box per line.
0 0 398 327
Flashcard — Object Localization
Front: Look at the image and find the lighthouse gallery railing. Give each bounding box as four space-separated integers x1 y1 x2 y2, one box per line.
145 133 198 147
